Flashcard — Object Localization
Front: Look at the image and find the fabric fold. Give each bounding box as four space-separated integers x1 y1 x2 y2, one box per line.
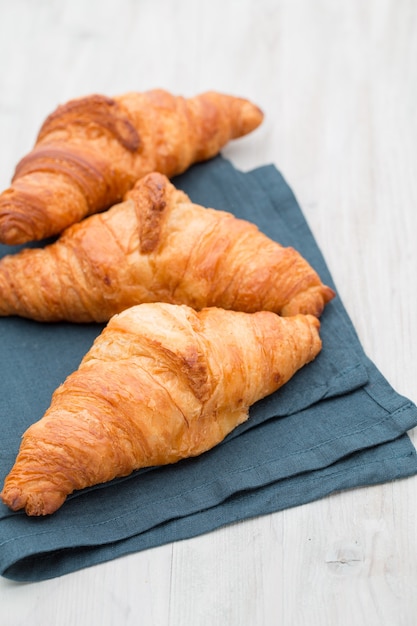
0 155 416 582
4 434 416 583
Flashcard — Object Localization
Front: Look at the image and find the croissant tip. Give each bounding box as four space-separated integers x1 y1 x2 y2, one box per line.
1 483 66 516
0 223 28 246
0 191 43 245
231 97 264 137
0 211 25 245
329 286 337 300
138 171 170 187
199 91 264 137
0 485 25 512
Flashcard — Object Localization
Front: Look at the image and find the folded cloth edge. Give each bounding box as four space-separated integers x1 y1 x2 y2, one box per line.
2 434 416 582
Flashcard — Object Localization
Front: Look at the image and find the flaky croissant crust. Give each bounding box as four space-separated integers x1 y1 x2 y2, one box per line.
0 172 335 322
0 90 264 244
0 303 322 515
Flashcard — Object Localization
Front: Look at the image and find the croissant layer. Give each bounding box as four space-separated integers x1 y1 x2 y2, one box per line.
0 90 263 244
0 173 335 322
0 303 322 515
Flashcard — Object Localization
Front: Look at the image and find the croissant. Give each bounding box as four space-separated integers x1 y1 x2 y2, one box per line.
0 89 263 245
0 172 334 322
0 302 322 515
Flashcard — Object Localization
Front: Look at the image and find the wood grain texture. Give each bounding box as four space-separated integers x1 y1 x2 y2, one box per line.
0 0 416 624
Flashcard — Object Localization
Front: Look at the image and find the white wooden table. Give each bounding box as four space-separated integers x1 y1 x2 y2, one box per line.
1 1 416 624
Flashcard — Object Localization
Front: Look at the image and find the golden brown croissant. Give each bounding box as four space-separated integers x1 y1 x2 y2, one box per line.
0 89 263 245
0 302 322 515
0 172 334 322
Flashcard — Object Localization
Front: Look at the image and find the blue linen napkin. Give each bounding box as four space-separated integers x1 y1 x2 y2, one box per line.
0 156 416 582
